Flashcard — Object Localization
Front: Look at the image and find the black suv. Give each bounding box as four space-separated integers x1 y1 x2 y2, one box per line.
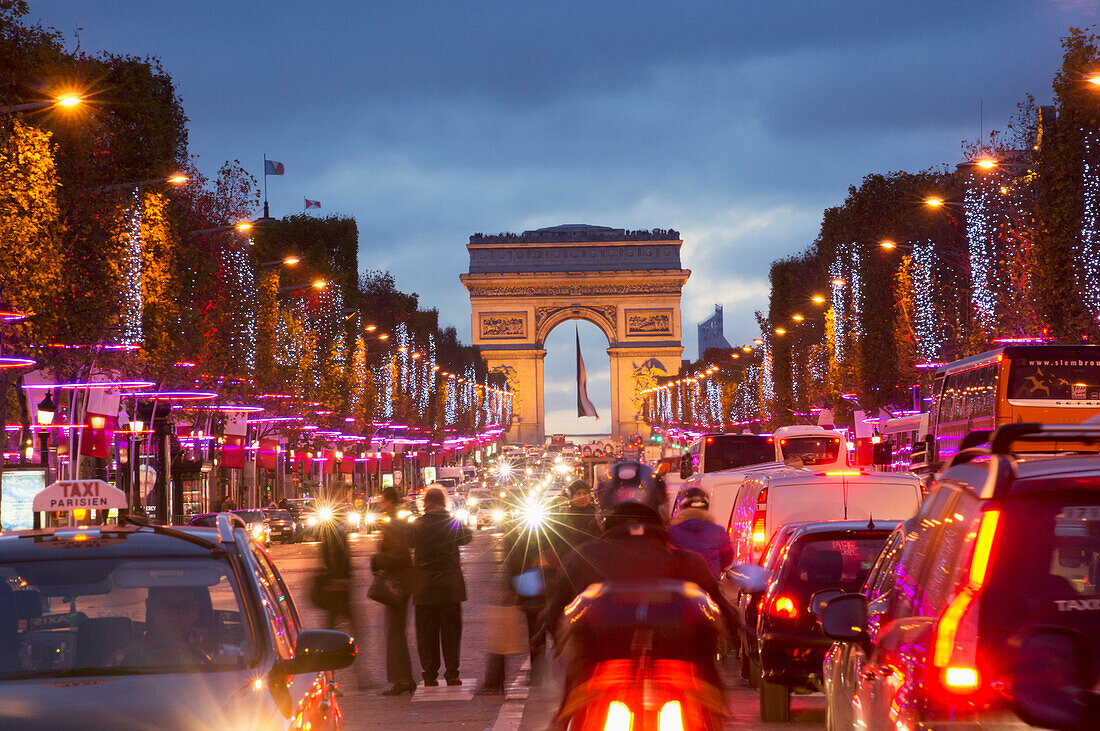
737 520 897 722
821 424 1100 730
0 514 356 729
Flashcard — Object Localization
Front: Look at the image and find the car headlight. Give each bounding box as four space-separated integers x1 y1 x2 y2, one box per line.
318 506 335 523
397 509 411 520
348 512 361 526
492 509 506 523
305 516 319 527
468 497 480 507
251 524 265 539
455 508 470 522
364 513 379 523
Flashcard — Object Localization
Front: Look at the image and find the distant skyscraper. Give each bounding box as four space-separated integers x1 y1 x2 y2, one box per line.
697 304 731 360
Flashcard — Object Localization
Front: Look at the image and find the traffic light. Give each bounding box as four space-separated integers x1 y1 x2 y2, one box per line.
651 433 664 444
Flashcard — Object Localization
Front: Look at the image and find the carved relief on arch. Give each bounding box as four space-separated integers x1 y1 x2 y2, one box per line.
535 304 617 341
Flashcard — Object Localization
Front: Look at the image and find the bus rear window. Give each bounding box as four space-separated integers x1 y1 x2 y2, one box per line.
702 436 774 472
1008 359 1100 400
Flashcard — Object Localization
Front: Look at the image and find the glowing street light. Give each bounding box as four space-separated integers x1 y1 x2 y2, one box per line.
791 314 804 322
880 240 897 250
924 196 945 208
1088 73 1100 87
811 295 826 305
831 277 846 287
774 327 787 336
0 93 85 114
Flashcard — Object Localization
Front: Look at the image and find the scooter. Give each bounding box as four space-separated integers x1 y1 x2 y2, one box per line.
556 579 729 730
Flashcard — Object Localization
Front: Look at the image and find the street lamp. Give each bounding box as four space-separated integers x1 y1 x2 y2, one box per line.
258 255 301 269
277 279 328 294
0 93 84 114
186 220 257 238
811 295 826 305
82 174 190 193
36 393 55 485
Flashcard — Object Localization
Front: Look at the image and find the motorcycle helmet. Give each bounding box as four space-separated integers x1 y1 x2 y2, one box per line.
678 486 710 511
596 460 666 528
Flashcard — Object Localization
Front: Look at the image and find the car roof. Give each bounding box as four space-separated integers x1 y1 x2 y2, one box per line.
788 519 901 539
0 525 225 561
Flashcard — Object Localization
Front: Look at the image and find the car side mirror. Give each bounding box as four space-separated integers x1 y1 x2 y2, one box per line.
283 629 357 675
809 588 843 617
1013 627 1098 731
679 455 693 480
727 563 769 594
821 593 868 642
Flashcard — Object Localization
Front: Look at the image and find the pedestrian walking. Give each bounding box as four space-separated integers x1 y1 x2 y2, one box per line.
411 486 473 686
477 523 548 694
546 479 600 570
222 495 236 511
668 487 734 578
313 521 373 689
371 487 419 696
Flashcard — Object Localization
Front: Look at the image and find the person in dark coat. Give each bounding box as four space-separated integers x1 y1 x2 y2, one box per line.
371 487 418 695
411 487 473 686
668 487 734 578
317 522 373 689
546 479 600 569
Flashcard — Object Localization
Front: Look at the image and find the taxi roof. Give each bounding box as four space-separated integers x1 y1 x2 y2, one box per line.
0 525 225 561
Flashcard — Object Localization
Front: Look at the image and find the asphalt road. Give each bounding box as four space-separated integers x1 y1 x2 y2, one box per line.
269 530 826 729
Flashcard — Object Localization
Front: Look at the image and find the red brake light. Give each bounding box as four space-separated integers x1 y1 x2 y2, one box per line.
705 437 714 444
757 487 768 504
769 595 798 620
766 437 774 443
780 438 787 446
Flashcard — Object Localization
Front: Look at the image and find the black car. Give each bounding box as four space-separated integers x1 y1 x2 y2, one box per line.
735 519 897 722
821 423 1100 730
262 508 300 543
0 514 356 729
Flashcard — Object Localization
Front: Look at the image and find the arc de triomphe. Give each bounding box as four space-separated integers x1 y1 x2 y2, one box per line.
460 225 690 444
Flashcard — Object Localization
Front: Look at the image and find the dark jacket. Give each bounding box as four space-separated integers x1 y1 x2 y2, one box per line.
371 507 420 594
668 507 734 578
544 522 739 634
547 503 600 568
411 509 473 604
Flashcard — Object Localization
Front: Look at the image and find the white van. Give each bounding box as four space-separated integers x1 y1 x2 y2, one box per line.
726 468 923 565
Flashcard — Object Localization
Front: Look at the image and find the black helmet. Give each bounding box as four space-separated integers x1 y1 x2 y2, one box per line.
596 460 666 527
678 486 709 511
565 479 592 498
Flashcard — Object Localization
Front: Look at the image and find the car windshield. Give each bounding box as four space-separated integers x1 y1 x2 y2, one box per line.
779 436 842 466
233 510 263 522
702 436 774 472
778 534 888 594
0 556 255 679
263 510 292 521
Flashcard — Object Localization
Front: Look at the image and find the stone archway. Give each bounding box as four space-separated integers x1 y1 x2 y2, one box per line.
460 225 690 444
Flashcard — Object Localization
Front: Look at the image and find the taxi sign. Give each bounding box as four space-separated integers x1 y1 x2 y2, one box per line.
32 479 127 512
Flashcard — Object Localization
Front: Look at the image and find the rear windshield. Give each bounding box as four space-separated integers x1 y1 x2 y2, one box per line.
233 510 263 522
779 436 842 466
263 510 292 520
1007 356 1100 400
778 534 889 594
983 491 1100 634
702 436 774 472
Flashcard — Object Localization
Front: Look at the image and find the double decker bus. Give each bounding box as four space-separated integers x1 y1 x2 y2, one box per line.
923 344 1100 467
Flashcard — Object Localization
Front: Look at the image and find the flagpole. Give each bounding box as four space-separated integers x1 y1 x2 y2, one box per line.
262 153 270 219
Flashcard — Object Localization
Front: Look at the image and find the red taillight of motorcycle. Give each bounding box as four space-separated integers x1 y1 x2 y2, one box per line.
931 509 1000 694
768 594 799 620
603 700 633 731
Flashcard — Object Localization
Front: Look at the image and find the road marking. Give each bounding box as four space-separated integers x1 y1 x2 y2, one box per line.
491 700 526 731
410 679 476 702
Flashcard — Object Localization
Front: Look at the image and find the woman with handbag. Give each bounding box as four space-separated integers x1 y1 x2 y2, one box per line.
316 521 373 690
370 487 419 696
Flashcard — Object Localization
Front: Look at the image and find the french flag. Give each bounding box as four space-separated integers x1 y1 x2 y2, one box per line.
264 159 285 176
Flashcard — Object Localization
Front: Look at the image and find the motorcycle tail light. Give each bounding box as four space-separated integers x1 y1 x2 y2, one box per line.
603 700 633 731
658 700 683 731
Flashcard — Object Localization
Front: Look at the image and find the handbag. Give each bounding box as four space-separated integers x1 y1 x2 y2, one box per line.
368 571 409 606
486 603 528 655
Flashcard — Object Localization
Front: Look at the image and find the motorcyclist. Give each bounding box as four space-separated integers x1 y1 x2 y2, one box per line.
543 460 740 650
669 486 735 578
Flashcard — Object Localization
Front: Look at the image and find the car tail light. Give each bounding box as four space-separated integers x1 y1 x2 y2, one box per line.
751 488 768 544
769 594 799 620
603 700 633 730
932 509 1001 693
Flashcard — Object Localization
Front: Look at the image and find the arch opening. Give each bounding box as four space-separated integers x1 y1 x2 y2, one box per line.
542 318 610 438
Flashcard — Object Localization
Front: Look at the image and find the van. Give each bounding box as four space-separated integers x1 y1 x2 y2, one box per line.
770 425 849 469
727 468 923 565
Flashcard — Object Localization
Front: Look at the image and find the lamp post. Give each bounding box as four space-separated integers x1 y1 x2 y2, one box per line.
0 94 83 114
36 393 54 483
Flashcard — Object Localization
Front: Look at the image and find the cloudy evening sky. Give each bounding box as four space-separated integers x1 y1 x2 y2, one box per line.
29 0 1100 435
